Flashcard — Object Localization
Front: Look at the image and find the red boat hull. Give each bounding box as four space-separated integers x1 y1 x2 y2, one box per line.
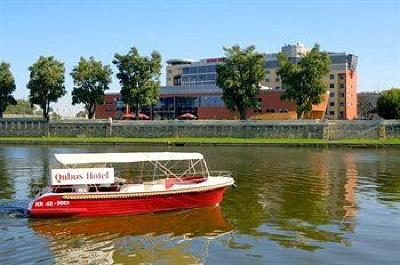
29 187 228 217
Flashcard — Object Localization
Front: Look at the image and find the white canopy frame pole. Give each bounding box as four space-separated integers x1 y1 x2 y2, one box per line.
152 161 159 182
140 161 145 178
178 159 202 178
149 160 178 179
203 159 210 177
147 159 203 180
190 160 197 175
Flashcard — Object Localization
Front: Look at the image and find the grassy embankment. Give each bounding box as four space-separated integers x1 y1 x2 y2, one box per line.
0 136 399 147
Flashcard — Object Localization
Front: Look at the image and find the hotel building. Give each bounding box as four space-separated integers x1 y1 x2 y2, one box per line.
165 44 358 120
96 43 358 120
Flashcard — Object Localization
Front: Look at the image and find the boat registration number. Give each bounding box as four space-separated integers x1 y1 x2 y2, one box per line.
35 201 70 207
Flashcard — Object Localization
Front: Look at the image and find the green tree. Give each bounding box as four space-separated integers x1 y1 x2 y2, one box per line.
75 110 88 119
4 99 34 115
71 57 113 119
113 47 161 120
0 62 17 118
216 45 265 120
49 112 62 120
27 56 66 120
278 44 331 119
377 88 400 119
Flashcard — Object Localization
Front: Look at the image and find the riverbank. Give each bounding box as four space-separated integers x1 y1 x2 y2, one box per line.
2 119 400 140
0 136 400 147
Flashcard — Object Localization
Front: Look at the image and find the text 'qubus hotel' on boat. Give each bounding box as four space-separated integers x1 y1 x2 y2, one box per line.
28 152 235 217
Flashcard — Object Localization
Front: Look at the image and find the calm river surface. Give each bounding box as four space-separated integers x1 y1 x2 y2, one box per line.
0 145 399 265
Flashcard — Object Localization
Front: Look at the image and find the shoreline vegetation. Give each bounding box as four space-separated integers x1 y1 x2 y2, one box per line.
0 136 399 147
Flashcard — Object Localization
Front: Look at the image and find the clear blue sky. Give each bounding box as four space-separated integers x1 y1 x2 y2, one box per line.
1 0 399 116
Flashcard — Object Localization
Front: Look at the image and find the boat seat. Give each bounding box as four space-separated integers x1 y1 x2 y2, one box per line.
115 177 127 183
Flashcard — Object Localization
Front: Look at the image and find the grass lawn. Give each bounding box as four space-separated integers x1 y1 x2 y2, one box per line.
0 136 399 147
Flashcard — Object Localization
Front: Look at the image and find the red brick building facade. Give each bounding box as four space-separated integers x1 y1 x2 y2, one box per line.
96 87 327 120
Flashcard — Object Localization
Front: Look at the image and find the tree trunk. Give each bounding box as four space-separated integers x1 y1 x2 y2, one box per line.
297 110 305 119
0 111 3 119
42 103 48 120
135 103 140 120
239 107 247 120
88 103 95 119
88 110 94 119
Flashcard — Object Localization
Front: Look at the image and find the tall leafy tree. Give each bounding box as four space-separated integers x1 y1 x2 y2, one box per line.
113 47 161 120
216 45 265 120
71 57 113 119
0 62 17 118
278 44 331 119
377 88 400 119
27 56 66 120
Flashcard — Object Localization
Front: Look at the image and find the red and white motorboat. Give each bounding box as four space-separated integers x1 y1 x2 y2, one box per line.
28 152 234 217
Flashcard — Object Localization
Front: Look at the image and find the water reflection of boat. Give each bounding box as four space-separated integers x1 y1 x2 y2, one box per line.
31 206 231 238
30 207 232 264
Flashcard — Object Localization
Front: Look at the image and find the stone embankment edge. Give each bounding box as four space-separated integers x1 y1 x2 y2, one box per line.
0 137 399 148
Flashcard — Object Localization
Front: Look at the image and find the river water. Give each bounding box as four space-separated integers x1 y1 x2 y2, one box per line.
0 145 399 265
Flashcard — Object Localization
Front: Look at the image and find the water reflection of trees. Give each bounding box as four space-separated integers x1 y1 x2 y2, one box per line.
373 150 400 204
0 155 13 199
28 147 51 197
0 146 53 200
219 148 360 251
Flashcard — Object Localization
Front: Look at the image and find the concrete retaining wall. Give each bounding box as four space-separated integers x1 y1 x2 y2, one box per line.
1 118 399 139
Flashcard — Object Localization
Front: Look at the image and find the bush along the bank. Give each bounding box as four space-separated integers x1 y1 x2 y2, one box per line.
377 88 400 119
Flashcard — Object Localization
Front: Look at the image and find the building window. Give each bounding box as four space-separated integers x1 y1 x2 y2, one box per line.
330 92 335 97
340 102 344 107
279 109 288 113
207 65 216 72
189 67 198 74
329 83 335 89
275 78 280 82
340 111 344 116
173 76 182 86
265 78 270 82
329 74 335 80
265 109 275 113
200 96 224 107
340 93 345 97
329 111 335 115
206 74 216 81
338 73 345 80
275 86 280 89
330 102 335 107
198 66 206 73
339 83 345 89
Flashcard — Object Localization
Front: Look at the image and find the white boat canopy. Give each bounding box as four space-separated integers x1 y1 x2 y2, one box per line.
55 152 204 165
